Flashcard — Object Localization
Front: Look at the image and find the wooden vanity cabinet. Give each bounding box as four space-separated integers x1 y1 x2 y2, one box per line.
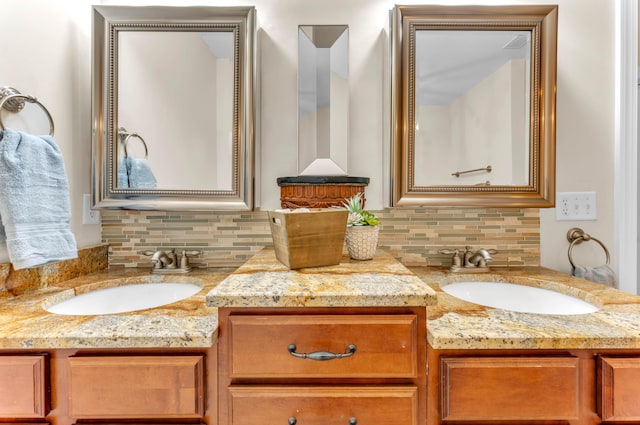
597 356 640 422
0 347 217 425
0 354 49 420
60 348 216 425
440 356 580 422
67 355 205 419
429 346 640 425
218 307 427 425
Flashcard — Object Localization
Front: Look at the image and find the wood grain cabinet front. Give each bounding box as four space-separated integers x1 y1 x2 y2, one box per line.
441 356 580 422
218 308 427 425
67 355 205 419
0 355 48 418
598 356 640 422
228 314 418 379
229 385 418 425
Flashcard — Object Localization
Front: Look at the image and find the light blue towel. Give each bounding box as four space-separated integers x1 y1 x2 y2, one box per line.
117 156 157 189
0 129 78 269
117 157 129 188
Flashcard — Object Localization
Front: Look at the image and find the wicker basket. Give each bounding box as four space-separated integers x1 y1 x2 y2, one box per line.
345 225 379 260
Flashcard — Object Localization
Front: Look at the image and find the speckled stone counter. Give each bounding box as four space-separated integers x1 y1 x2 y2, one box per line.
0 268 233 349
410 267 640 350
3 247 639 352
206 248 438 308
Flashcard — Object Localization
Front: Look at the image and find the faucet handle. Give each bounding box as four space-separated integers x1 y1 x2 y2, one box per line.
178 250 203 269
438 248 462 267
138 250 157 257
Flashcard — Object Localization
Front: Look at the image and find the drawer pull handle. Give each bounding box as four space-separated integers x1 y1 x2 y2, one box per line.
287 344 357 361
288 416 357 425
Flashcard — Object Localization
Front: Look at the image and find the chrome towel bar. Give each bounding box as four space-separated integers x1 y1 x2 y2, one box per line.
452 165 492 178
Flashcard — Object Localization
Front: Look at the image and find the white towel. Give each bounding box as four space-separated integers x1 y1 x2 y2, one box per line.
0 129 77 269
572 264 618 288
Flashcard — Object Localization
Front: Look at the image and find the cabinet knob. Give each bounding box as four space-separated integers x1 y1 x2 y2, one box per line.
287 344 357 361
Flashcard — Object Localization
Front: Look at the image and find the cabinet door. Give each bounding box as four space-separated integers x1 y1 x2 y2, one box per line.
68 355 204 419
598 356 640 421
441 356 579 422
227 314 418 379
229 385 417 425
0 355 48 418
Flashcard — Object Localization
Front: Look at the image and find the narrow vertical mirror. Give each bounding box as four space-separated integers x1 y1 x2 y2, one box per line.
298 25 349 176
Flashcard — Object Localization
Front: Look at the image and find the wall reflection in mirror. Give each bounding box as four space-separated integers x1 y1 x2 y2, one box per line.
414 30 531 187
117 31 235 191
92 6 255 211
298 25 349 176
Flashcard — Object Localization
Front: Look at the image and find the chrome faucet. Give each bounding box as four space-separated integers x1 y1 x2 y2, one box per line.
139 248 202 274
439 246 497 273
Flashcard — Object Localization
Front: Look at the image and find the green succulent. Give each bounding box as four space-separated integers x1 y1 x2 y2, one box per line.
342 192 379 226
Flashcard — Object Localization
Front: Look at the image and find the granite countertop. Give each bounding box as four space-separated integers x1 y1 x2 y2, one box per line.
1 247 639 352
0 248 436 350
206 248 438 308
410 267 640 350
0 268 233 349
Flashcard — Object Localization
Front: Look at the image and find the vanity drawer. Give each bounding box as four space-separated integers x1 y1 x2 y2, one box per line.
227 314 418 379
68 355 204 419
229 385 418 425
441 356 579 421
0 355 48 418
598 356 640 421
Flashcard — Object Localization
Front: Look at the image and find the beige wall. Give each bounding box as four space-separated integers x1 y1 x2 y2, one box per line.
0 0 617 280
0 0 97 261
415 59 528 186
118 32 223 190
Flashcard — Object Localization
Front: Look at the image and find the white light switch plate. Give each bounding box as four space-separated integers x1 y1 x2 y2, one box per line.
556 192 597 221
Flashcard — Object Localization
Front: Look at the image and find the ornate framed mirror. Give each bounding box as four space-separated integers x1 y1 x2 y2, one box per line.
92 6 256 211
391 5 557 207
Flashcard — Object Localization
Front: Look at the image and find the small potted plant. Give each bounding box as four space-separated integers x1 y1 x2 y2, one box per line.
342 192 379 260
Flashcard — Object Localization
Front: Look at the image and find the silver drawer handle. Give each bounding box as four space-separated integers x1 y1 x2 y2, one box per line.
287 344 357 361
289 417 357 425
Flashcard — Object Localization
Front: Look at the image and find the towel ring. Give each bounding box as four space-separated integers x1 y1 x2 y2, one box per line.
0 87 55 136
123 133 149 158
566 227 610 269
118 127 149 159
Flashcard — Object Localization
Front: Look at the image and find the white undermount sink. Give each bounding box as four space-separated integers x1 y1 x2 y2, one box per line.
441 281 599 315
45 282 202 315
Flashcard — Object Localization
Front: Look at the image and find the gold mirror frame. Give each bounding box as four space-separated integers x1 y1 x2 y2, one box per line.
391 5 557 207
92 6 256 211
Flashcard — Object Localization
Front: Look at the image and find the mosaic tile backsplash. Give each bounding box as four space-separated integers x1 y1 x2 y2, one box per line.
102 208 540 269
